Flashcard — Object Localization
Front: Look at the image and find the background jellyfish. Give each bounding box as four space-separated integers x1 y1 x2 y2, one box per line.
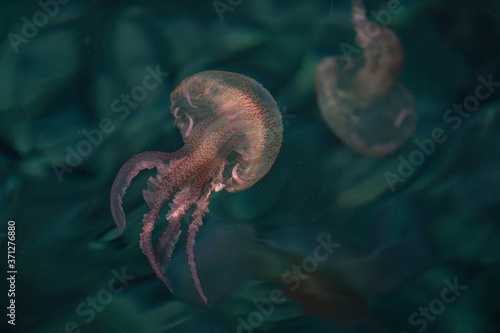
315 0 418 157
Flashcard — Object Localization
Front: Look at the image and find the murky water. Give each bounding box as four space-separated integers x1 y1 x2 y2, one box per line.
1 0 499 332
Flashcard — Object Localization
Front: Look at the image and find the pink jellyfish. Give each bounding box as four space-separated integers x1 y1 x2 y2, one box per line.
110 71 283 305
315 0 417 157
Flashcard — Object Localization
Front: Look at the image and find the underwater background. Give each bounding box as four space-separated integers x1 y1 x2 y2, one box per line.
1 0 500 332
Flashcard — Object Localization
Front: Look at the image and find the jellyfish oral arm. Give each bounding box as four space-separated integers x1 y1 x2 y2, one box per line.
351 0 404 100
111 116 237 303
110 149 189 233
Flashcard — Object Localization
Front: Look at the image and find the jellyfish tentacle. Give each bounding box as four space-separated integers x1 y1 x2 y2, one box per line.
156 222 182 273
140 118 235 294
185 160 226 306
139 164 201 291
110 150 189 233
186 201 210 305
155 152 229 301
154 185 199 273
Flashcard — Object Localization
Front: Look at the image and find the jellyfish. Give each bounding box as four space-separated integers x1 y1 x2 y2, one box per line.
110 71 283 305
315 0 417 157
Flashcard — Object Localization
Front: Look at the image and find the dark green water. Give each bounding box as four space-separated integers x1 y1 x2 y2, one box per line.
1 0 499 332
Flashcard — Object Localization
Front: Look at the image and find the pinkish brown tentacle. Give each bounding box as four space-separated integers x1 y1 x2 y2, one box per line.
110 150 188 232
155 186 198 273
139 153 206 291
185 161 226 305
186 203 210 305
140 119 234 294
156 155 228 282
156 223 182 273
139 164 198 291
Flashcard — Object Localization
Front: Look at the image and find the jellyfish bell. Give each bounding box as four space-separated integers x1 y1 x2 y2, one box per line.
170 71 283 192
